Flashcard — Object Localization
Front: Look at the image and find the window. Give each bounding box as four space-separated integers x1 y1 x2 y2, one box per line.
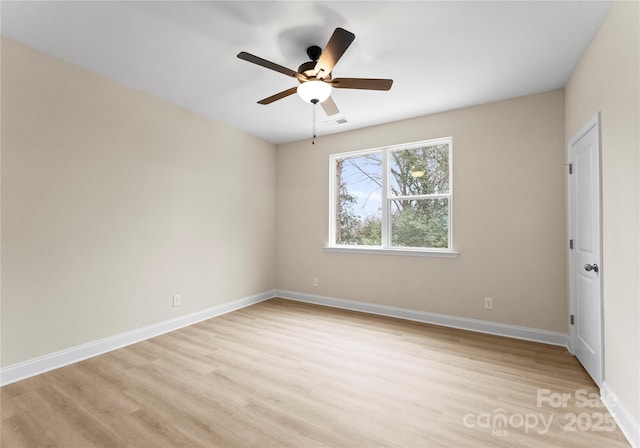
329 137 453 254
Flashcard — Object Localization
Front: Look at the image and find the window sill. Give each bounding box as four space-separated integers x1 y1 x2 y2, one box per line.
324 246 459 258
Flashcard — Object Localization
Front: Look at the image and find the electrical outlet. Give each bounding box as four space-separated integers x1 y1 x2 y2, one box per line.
173 294 182 307
312 278 319 287
484 297 494 310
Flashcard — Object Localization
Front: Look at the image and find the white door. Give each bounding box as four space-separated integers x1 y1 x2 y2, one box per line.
568 112 603 386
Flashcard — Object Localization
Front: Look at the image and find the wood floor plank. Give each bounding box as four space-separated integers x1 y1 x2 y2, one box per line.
1 298 630 447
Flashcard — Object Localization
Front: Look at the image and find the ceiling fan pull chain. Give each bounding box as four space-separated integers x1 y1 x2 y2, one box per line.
311 99 318 145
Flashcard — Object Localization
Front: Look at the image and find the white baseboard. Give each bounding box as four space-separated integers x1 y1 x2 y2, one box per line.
602 381 640 448
0 290 275 386
1 289 570 387
275 290 569 347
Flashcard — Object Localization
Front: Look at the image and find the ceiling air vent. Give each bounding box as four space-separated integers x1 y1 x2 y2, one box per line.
323 117 349 127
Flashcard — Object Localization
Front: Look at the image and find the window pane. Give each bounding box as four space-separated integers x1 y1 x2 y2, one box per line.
335 153 382 245
390 198 448 248
389 144 449 196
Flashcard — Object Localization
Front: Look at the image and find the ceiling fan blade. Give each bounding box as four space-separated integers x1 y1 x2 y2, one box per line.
331 78 393 91
314 28 355 80
320 96 340 116
237 52 307 81
257 86 299 105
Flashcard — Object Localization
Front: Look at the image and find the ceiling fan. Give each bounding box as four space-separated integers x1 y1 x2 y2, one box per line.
237 27 393 117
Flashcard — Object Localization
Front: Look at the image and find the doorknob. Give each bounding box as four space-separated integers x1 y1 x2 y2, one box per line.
584 263 599 273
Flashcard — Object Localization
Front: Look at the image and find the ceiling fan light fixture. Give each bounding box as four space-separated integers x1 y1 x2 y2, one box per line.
297 80 332 104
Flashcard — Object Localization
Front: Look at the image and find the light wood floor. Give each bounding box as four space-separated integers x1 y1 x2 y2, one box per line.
1 298 630 447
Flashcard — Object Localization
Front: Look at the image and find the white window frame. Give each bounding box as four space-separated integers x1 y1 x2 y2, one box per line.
327 137 458 257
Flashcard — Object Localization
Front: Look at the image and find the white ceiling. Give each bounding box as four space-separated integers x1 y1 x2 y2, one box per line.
1 1 612 144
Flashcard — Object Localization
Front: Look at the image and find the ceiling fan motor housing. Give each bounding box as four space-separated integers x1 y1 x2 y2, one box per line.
298 60 317 78
298 46 326 79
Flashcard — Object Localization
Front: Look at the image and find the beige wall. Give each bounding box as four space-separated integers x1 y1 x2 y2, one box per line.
1 39 277 367
565 1 640 425
277 90 567 332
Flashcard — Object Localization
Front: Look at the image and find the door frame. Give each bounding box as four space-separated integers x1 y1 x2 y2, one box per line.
567 111 604 385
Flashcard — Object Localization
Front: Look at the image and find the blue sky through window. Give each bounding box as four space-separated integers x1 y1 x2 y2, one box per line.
341 153 382 219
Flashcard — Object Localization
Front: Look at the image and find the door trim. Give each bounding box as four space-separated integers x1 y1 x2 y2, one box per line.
567 112 604 385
